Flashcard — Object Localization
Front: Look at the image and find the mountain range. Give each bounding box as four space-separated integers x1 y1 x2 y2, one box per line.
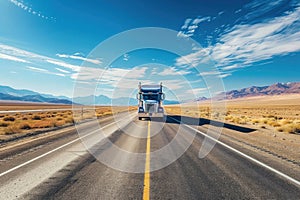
0 85 179 105
0 82 299 105
216 82 300 100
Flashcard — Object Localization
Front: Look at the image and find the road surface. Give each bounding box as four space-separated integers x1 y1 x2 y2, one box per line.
0 113 300 199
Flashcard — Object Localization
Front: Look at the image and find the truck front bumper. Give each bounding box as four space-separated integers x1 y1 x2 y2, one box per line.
138 112 164 118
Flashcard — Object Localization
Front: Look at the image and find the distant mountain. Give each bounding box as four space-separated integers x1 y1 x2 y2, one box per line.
73 95 111 105
0 85 38 97
0 85 73 104
223 82 300 100
194 82 300 102
0 85 70 100
0 93 73 104
73 95 179 106
3 82 298 105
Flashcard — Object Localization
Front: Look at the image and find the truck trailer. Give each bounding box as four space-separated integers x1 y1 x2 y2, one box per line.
136 82 165 120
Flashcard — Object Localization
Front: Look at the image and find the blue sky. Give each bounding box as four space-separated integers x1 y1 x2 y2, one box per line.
0 0 300 101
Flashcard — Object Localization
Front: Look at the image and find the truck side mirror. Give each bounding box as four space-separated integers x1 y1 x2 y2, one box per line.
136 94 140 100
161 93 165 100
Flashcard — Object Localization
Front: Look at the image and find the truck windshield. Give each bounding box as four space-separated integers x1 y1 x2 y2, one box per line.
142 94 158 100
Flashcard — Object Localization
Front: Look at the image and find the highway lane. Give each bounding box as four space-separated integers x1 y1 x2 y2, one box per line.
0 115 300 199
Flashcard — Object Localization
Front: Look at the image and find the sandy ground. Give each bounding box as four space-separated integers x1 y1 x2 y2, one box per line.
166 94 300 166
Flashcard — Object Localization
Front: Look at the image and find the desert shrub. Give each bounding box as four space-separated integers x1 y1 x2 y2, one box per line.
65 117 75 124
4 125 20 135
0 122 9 127
276 127 284 132
267 115 275 118
280 119 292 125
3 116 15 122
19 123 31 130
260 119 268 124
280 124 300 134
54 120 65 126
0 114 4 118
32 115 42 120
267 121 281 127
252 119 260 124
32 120 54 128
56 117 63 121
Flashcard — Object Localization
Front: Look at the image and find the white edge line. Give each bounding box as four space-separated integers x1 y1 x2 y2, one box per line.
170 117 300 187
0 113 136 177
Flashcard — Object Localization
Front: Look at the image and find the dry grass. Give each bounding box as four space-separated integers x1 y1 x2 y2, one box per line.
0 106 136 136
165 94 300 134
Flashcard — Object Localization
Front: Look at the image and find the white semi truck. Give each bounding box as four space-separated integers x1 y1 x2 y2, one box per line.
136 82 165 120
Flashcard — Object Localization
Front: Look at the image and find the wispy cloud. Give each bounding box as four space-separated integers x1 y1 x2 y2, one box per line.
0 43 48 60
159 66 190 76
55 67 70 73
0 43 83 73
213 5 300 69
177 16 211 38
186 87 208 95
27 66 48 72
56 53 102 65
45 59 81 72
199 71 231 78
26 66 65 77
0 52 29 63
176 2 300 75
242 0 294 21
123 54 129 61
9 0 56 20
0 43 147 85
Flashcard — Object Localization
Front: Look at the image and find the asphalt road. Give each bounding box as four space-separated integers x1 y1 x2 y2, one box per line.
0 113 300 199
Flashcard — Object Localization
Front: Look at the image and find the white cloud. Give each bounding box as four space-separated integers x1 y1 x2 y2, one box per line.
27 66 48 72
0 43 48 60
177 16 211 38
46 59 81 72
218 73 231 78
56 53 102 65
9 0 55 20
199 71 219 76
160 67 190 76
0 53 29 63
123 54 129 61
176 48 211 68
242 0 291 21
55 67 70 73
176 4 300 74
199 71 231 78
186 87 208 95
26 66 65 77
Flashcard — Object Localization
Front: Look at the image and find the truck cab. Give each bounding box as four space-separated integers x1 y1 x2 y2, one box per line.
136 82 165 120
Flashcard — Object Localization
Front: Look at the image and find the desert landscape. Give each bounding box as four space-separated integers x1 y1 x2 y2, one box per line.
0 102 135 142
165 94 300 165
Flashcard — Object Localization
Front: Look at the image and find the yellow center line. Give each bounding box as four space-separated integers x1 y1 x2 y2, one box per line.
143 121 151 200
